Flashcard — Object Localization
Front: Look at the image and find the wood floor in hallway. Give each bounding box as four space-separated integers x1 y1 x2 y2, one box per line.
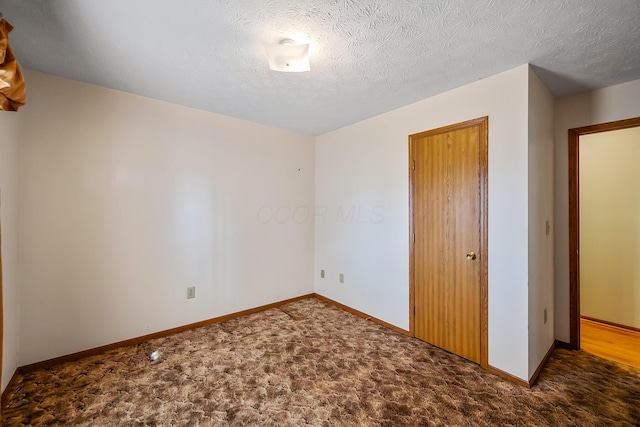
580 317 640 369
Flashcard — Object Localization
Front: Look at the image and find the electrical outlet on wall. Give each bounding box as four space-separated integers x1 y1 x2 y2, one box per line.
187 286 196 299
339 273 344 283
321 269 325 278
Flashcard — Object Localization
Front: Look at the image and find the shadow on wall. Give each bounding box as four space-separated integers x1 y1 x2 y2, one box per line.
530 65 594 98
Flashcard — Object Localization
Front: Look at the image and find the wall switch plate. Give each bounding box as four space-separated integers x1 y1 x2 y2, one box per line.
187 286 196 299
321 269 325 278
339 273 344 283
544 308 547 324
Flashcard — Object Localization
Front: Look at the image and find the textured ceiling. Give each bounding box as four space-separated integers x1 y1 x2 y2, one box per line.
1 0 640 135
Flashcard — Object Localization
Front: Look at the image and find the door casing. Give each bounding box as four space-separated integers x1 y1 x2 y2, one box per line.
567 116 640 349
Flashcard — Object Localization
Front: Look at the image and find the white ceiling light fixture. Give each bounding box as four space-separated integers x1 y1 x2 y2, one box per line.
263 39 310 72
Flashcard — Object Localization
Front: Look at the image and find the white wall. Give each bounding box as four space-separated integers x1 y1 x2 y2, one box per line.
554 78 640 342
18 71 315 365
0 110 21 391
527 68 555 379
580 127 640 328
315 65 531 380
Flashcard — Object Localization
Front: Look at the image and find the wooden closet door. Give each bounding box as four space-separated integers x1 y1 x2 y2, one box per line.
411 120 484 363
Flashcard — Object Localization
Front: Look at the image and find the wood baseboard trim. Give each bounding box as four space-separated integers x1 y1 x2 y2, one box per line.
581 316 640 334
313 293 412 337
486 365 530 388
554 339 572 350
1 368 20 410
18 293 315 374
487 342 556 389
528 341 555 387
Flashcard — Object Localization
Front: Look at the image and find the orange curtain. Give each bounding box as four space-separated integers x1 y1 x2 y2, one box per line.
0 18 25 111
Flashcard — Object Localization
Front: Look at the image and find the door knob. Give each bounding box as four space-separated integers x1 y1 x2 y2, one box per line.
466 252 477 260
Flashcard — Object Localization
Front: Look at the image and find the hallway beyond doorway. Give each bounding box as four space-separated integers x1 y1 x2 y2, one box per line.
580 317 640 369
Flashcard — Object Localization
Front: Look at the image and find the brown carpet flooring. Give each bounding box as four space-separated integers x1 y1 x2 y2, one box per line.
2 298 640 426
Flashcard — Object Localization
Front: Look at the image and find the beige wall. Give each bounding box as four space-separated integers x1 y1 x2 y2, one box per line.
554 78 640 342
580 127 640 328
527 67 555 379
0 110 21 391
18 71 315 365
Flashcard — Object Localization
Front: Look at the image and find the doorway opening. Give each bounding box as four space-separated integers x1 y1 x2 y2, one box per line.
568 116 640 368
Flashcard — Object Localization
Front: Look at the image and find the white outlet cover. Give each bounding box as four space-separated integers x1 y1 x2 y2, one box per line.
187 287 196 299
